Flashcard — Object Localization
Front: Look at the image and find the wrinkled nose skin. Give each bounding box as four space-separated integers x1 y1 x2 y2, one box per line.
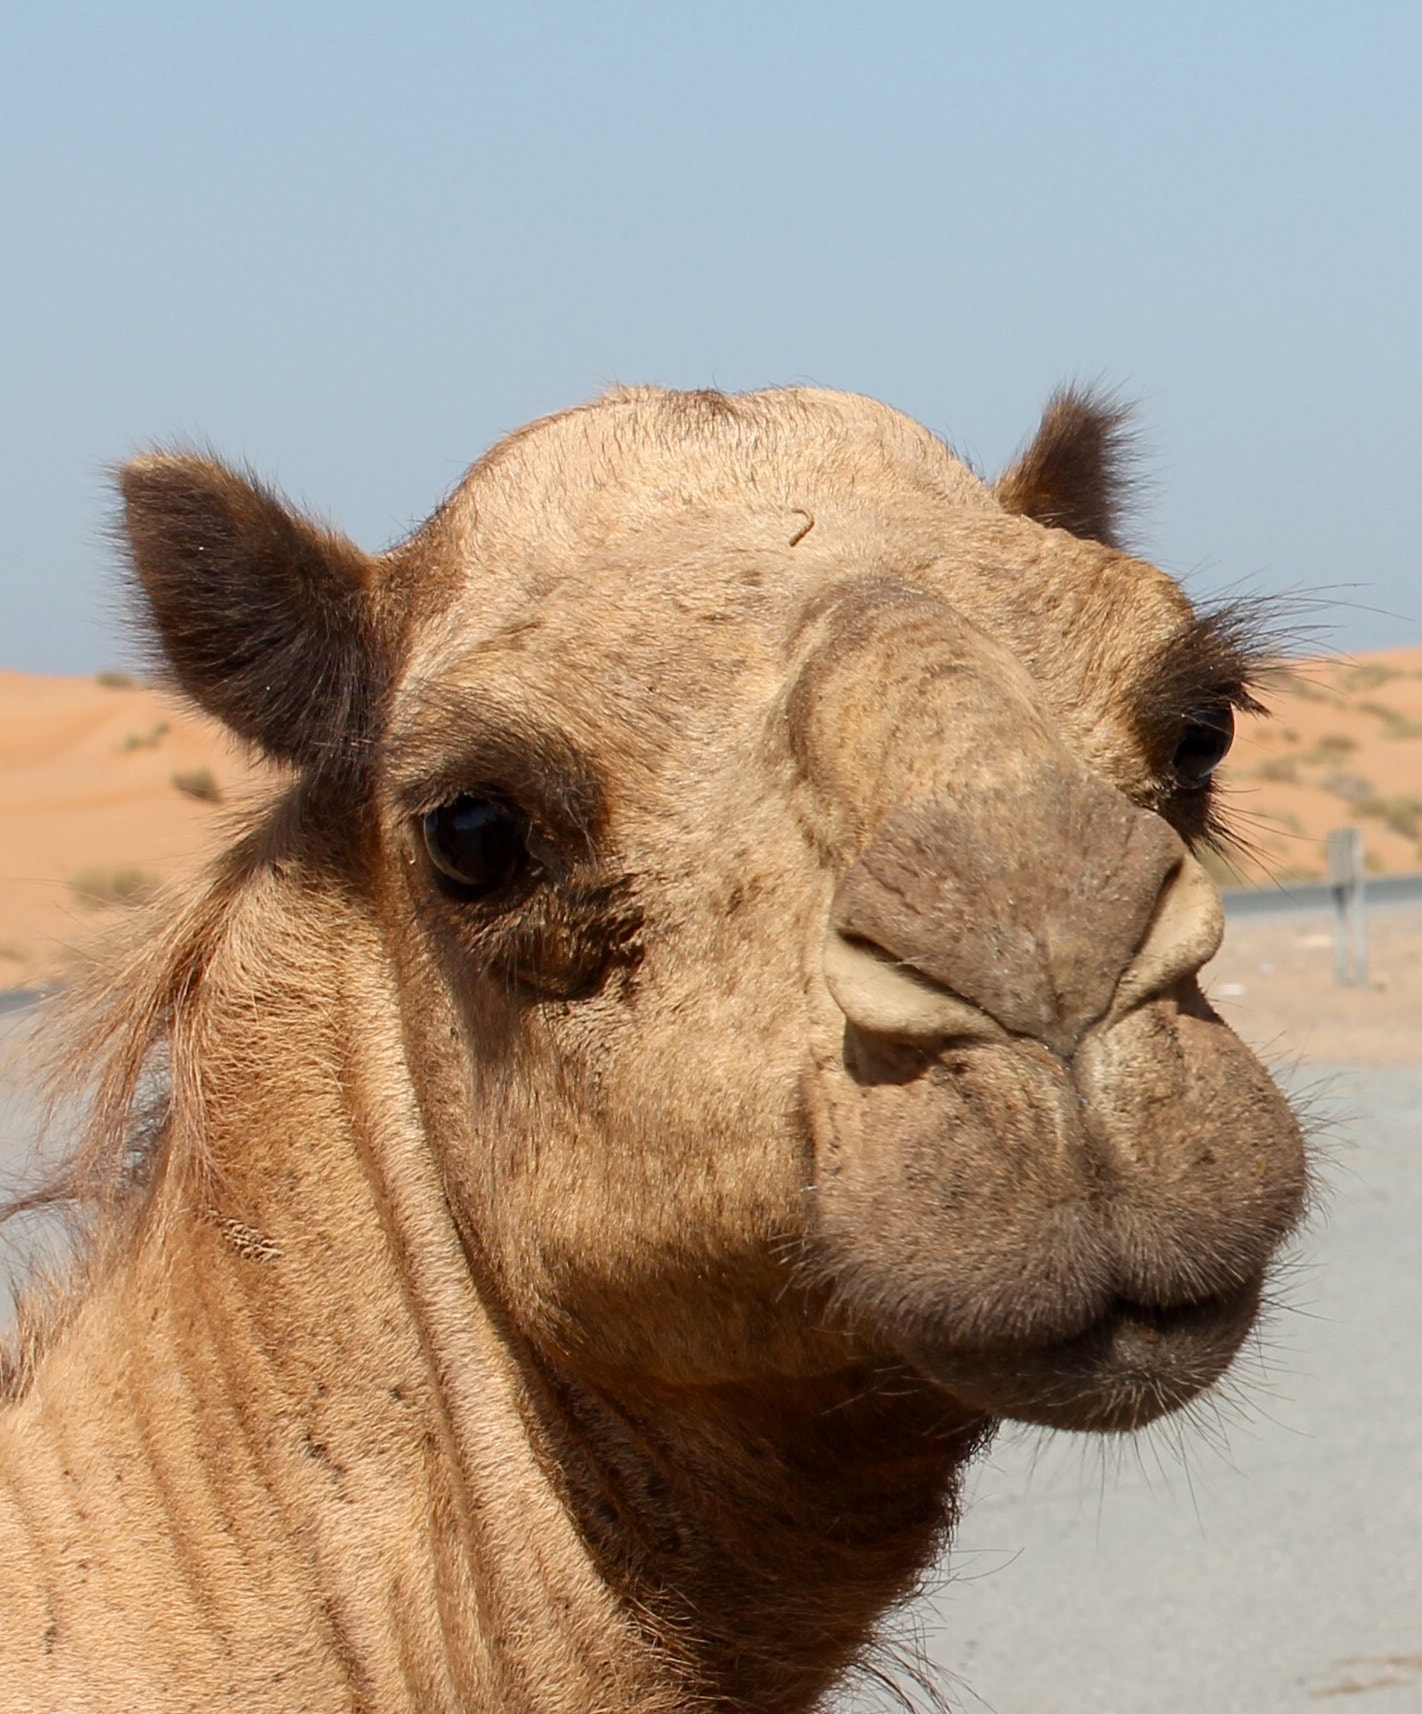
832 765 1188 1057
792 588 1306 1429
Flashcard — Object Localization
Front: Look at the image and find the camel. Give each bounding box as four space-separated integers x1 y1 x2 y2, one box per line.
0 385 1307 1713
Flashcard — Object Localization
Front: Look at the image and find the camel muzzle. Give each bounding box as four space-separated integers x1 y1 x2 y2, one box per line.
808 768 1307 1433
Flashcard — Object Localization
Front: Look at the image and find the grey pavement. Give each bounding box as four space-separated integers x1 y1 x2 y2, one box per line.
2 1009 1418 1711
1221 870 1422 919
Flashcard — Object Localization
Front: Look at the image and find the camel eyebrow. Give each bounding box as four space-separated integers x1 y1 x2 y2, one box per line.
383 686 605 841
1136 602 1271 736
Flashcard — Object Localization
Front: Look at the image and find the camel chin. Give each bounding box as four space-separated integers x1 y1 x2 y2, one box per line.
911 1279 1262 1434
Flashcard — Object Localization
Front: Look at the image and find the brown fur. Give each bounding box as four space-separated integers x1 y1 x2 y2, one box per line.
0 385 1306 1712
994 385 1137 548
120 455 389 771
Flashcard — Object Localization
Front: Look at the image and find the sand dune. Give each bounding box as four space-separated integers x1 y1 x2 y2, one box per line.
1222 645 1422 883
0 671 270 991
1 651 1419 991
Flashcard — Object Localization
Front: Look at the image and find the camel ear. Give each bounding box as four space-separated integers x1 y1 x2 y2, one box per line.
119 454 382 769
993 388 1137 550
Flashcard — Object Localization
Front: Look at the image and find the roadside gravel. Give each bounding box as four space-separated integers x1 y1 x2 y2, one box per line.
1204 900 1422 1066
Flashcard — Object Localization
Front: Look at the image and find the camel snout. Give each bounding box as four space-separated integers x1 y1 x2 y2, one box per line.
825 846 1226 1055
811 782 1306 1430
825 773 1217 1058
1097 849 1225 1032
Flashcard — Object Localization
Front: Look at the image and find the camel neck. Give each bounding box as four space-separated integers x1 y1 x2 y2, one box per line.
215 914 691 1714
325 920 991 1714
3 881 986 1714
0 899 681 1713
526 1361 988 1714
336 906 992 1714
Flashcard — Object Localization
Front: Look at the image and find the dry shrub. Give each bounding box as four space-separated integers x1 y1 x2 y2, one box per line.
1359 701 1422 739
171 768 221 804
1297 733 1358 765
1354 795 1422 841
119 723 169 753
69 866 159 910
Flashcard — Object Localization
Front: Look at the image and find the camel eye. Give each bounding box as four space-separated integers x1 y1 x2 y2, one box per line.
1171 704 1234 789
422 796 533 896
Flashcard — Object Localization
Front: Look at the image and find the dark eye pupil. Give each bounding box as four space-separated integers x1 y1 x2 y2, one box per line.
422 797 531 895
1172 704 1234 787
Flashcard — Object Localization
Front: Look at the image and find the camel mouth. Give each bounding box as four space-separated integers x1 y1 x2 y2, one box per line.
907 1279 1262 1433
806 975 1308 1438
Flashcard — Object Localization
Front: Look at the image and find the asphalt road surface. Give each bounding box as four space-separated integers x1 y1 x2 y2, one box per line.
1 1010 1417 1712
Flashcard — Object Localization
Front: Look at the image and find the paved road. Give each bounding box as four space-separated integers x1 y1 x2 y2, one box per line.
1222 870 1422 918
2 1015 1418 1710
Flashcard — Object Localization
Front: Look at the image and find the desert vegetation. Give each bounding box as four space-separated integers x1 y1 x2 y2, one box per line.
119 721 168 752
67 864 159 909
1220 650 1422 879
171 766 221 803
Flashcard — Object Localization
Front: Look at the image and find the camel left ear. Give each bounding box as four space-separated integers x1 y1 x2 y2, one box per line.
119 453 385 771
994 388 1137 550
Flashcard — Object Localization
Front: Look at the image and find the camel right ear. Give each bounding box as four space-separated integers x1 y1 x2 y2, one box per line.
120 454 383 770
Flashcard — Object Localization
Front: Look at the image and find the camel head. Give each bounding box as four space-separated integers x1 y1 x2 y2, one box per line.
119 386 1306 1436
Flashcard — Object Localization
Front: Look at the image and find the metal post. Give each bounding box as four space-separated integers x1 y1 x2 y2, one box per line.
1332 881 1349 985
1326 826 1366 986
1352 867 1368 987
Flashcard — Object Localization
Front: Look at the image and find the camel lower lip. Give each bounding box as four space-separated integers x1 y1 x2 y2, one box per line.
909 1282 1261 1433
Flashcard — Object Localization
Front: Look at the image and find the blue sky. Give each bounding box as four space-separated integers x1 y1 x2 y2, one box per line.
3 1 1419 669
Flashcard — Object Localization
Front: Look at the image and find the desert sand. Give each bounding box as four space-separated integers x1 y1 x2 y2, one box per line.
1203 901 1422 1065
0 670 269 991
1221 644 1422 883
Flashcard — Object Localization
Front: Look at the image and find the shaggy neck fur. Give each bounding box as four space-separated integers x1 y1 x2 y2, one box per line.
539 1369 985 1713
0 854 981 1714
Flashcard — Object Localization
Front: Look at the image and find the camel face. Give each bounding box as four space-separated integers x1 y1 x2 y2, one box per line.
358 389 1307 1433
126 386 1307 1436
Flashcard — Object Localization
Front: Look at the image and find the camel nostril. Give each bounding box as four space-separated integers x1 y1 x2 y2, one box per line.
827 776 1190 1053
1099 850 1225 1031
822 931 1008 1044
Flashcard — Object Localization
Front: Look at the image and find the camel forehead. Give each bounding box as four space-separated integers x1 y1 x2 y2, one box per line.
450 386 995 535
393 385 1195 757
401 388 1007 671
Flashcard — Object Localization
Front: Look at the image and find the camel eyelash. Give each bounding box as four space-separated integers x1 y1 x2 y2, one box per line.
385 697 605 855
